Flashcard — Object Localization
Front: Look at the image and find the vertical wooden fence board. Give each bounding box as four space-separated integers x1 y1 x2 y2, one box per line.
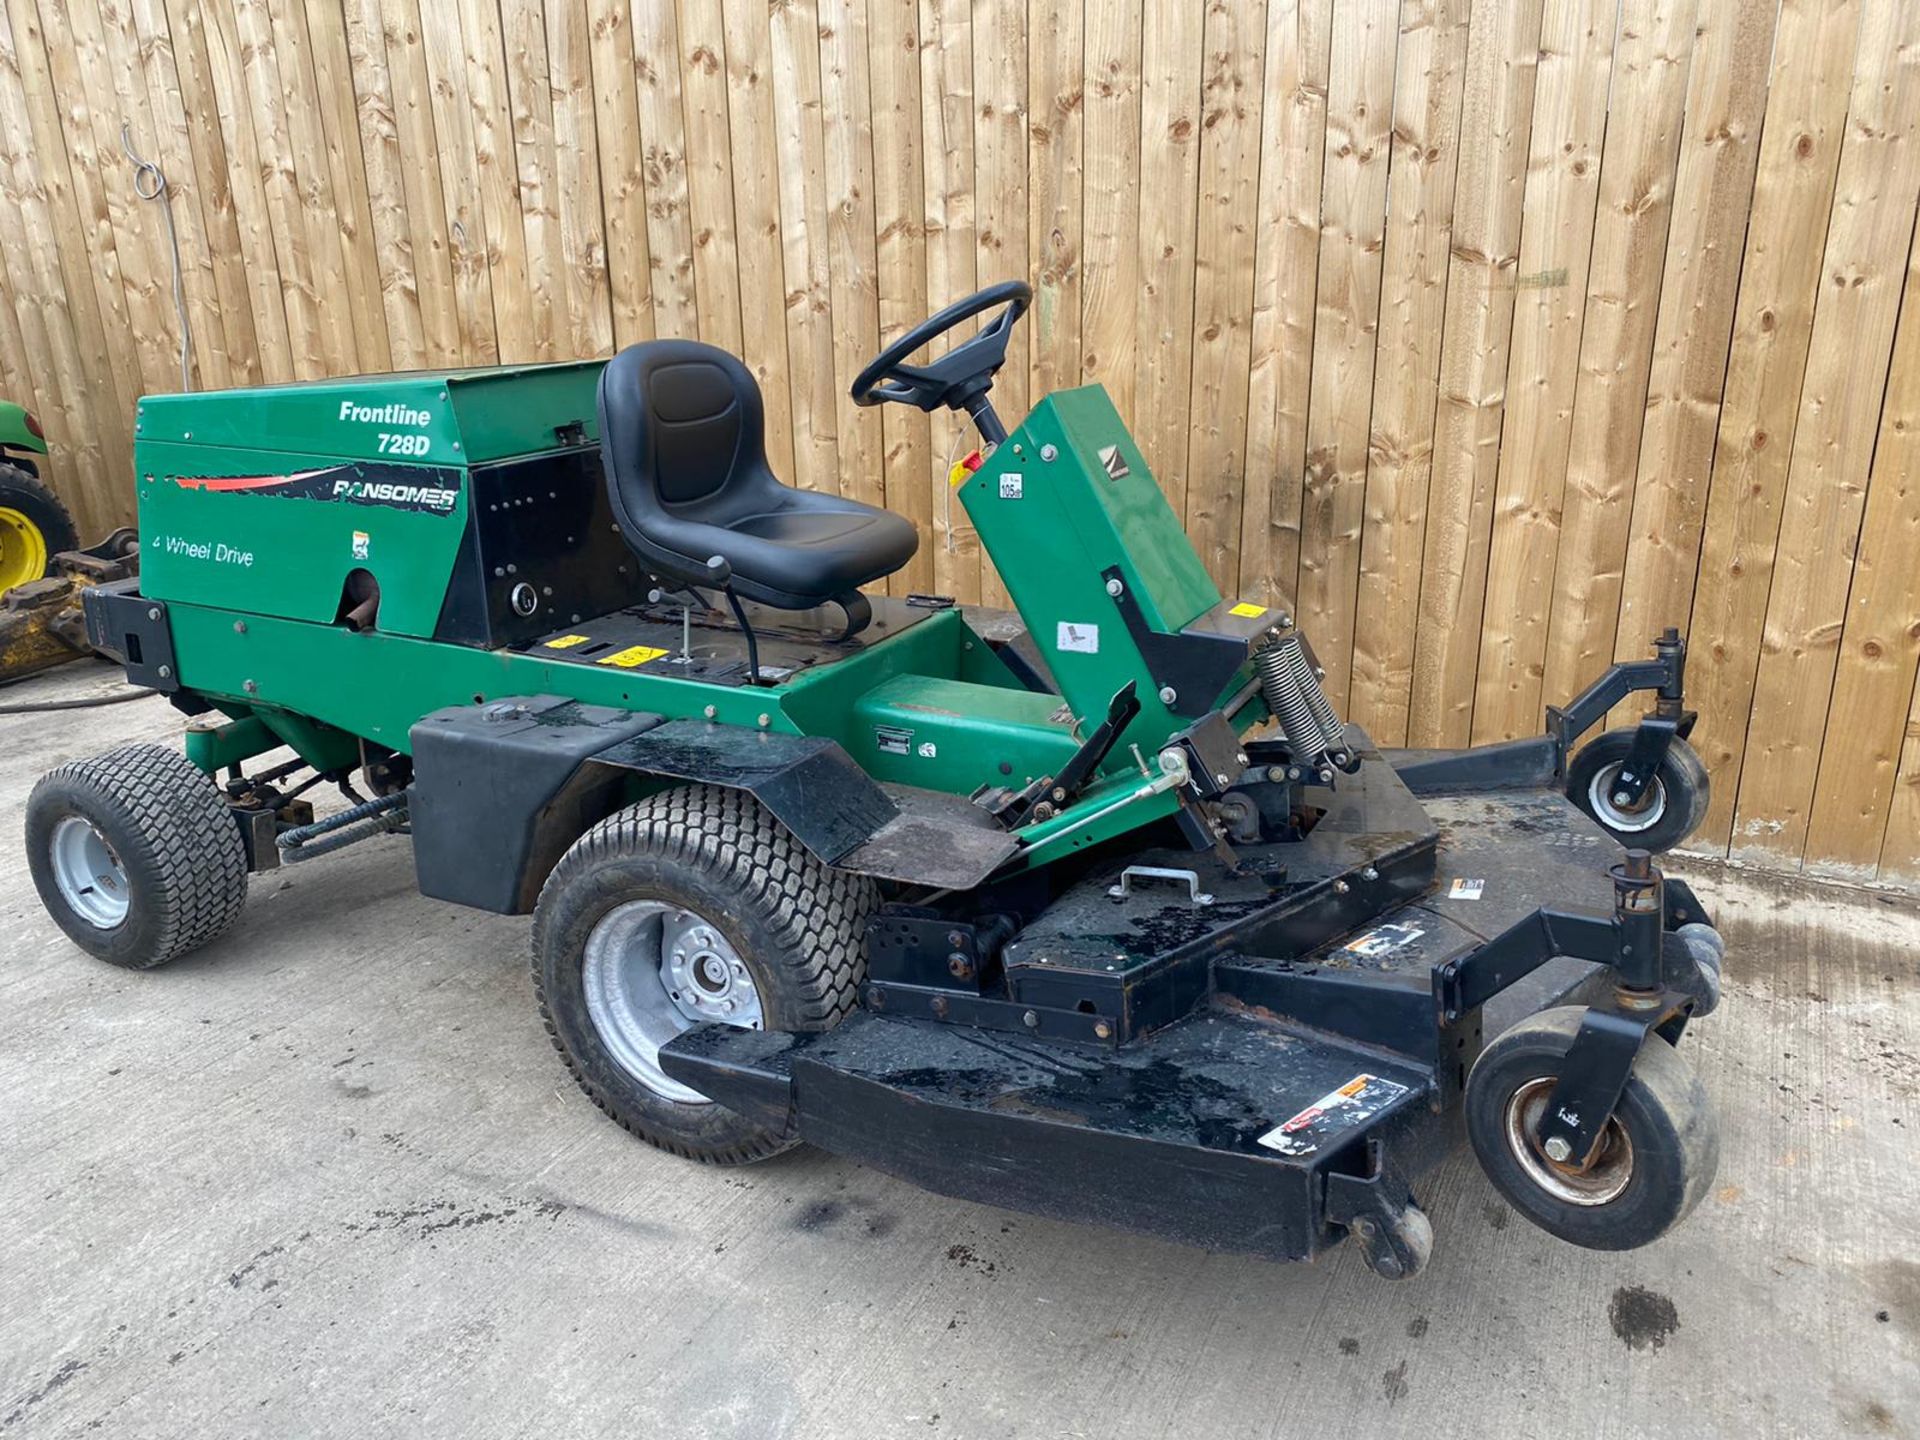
971 0 1026 608
917 0 979 600
1469 0 1615 743
498 0 569 359
1078 0 1140 420
1807 219 1920 878
818 0 885 521
36 0 158 401
629 0 696 337
155 0 266 385
1539 0 1697 712
262 0 370 371
544 0 613 360
676 0 743 353
1028 0 1081 402
125 0 239 390
1297 0 1396 714
720 0 795 478
293 0 391 369
1731 0 1920 866
1136 0 1204 516
462 0 538 361
584 0 655 349
338 0 428 369
1686 0 1859 850
1608 0 1774 677
1183 0 1268 596
1406 0 1542 747
868 0 932 592
1239 0 1330 611
193 0 300 379
355 0 458 366
416 0 502 364
770 0 842 500
1879 686 1920 883
1348 0 1470 745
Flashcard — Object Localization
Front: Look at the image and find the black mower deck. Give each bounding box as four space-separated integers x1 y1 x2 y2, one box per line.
665 782 1622 1266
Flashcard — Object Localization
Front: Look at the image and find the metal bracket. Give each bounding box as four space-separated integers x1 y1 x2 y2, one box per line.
1324 1141 1432 1280
1533 1007 1651 1169
1107 865 1214 905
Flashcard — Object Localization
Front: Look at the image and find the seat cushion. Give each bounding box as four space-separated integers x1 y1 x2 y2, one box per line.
639 492 920 609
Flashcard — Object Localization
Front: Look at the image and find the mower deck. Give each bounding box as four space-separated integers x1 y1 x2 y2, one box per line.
663 781 1622 1270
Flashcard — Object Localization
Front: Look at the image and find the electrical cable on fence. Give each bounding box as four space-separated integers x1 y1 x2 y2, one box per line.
121 124 192 392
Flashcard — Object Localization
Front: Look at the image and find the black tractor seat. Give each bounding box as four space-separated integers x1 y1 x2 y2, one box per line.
597 340 918 636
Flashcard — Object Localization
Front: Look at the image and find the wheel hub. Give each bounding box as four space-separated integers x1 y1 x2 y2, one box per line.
1588 763 1667 834
582 902 763 1105
1504 1077 1635 1206
0 505 48 594
48 815 130 928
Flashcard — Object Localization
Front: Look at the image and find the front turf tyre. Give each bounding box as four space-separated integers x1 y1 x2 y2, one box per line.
1566 728 1709 852
532 785 877 1165
1465 1007 1718 1251
25 744 249 969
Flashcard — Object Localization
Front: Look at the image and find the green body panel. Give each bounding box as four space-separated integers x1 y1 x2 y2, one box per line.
958 387 1267 739
136 439 472 636
850 674 1080 787
141 364 1270 871
0 399 48 454
135 363 603 466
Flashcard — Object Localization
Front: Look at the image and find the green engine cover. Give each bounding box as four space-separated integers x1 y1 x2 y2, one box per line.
133 363 605 637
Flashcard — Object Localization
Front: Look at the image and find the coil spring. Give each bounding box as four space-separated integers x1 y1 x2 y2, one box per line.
1253 632 1347 760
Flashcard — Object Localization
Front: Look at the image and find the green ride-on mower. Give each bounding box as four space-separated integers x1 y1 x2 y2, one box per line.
27 282 1726 1277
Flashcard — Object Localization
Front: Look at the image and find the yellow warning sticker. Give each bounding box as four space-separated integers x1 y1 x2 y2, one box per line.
597 645 669 669
544 634 592 650
1229 602 1267 619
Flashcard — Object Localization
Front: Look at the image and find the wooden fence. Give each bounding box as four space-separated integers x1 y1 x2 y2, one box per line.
5 0 1920 889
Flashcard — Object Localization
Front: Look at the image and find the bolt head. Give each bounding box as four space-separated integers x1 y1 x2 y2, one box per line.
1543 1135 1573 1163
156 664 172 679
756 712 770 728
1040 443 1058 461
243 679 258 695
1158 686 1177 705
703 704 717 720
1105 577 1123 597
1614 791 1631 806
1022 1010 1040 1029
1093 1020 1112 1040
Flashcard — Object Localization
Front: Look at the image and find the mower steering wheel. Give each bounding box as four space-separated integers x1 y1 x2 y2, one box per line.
850 281 1032 432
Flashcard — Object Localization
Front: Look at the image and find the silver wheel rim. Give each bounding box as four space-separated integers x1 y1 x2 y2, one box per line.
581 900 764 1106
49 815 130 929
1588 763 1667 833
1503 1077 1635 1207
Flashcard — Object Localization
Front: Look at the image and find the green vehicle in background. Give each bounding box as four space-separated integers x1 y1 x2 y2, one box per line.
0 398 77 596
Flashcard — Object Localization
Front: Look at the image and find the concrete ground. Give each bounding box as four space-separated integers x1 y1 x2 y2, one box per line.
1 661 1915 1440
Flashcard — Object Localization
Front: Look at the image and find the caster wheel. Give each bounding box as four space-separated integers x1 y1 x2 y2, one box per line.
1465 1007 1718 1250
1566 728 1709 852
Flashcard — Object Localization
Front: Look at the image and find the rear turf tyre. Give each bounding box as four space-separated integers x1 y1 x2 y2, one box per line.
25 744 249 969
1465 1006 1718 1250
1566 728 1709 853
532 785 877 1164
0 461 77 594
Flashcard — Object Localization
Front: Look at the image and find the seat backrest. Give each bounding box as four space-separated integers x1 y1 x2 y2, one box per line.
597 340 774 553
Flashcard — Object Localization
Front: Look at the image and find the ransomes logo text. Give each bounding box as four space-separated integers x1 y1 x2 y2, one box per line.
332 477 457 511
